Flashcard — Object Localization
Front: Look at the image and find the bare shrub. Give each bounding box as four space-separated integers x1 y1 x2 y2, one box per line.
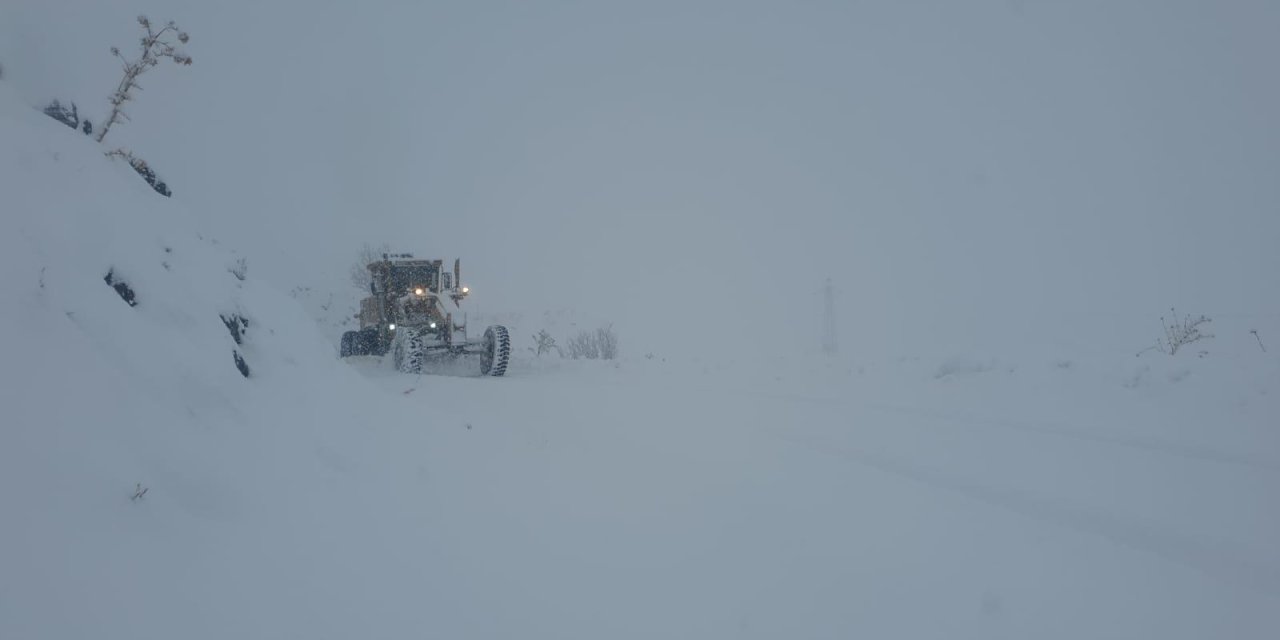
596 324 618 360
97 15 192 144
93 16 189 197
564 330 598 360
529 329 559 357
564 325 618 360
228 257 247 281
42 99 89 134
104 148 171 197
1139 308 1213 356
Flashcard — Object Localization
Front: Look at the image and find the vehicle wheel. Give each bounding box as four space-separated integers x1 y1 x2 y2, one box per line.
393 327 426 374
357 327 383 356
339 331 357 357
480 325 510 377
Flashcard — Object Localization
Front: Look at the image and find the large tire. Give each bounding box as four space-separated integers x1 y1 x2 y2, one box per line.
393 326 427 374
339 331 357 357
480 325 510 377
357 327 384 356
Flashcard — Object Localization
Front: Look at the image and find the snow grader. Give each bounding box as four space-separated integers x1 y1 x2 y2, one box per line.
339 254 510 376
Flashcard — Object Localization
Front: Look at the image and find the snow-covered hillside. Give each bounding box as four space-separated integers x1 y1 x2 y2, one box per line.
0 81 394 636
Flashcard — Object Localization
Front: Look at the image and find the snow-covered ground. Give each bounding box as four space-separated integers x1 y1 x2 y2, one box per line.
4 2 1280 638
346 352 1280 639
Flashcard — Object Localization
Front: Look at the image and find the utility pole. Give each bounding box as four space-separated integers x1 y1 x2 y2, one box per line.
822 278 838 356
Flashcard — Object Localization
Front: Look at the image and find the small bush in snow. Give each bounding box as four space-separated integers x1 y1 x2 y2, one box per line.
131 483 149 501
94 16 188 197
42 99 76 128
228 257 248 281
563 325 619 360
220 313 249 345
529 329 559 357
96 15 192 144
1251 329 1267 353
42 99 92 135
564 330 598 360
105 149 172 197
596 324 618 360
1140 308 1213 356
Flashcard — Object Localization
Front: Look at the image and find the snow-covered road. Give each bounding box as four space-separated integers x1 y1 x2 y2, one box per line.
345 355 1280 639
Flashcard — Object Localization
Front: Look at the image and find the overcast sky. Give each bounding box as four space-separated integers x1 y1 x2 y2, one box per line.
3 1 1277 357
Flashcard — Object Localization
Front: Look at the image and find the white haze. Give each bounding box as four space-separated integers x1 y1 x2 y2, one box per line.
4 1 1278 358
4 3 1280 639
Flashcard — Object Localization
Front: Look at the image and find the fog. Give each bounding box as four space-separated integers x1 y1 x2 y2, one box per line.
4 0 1277 358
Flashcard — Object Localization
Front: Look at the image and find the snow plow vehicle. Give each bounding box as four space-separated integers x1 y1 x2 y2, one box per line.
339 254 510 376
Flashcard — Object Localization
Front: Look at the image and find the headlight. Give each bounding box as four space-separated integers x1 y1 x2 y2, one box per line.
429 322 438 329
461 286 470 294
414 287 425 296
388 323 396 331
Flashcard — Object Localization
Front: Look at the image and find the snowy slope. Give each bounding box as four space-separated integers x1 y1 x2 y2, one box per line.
0 82 425 637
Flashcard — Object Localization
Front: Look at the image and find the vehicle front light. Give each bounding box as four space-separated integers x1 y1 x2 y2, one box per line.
414 287 425 296
388 323 396 331
429 322 438 329
461 286 470 294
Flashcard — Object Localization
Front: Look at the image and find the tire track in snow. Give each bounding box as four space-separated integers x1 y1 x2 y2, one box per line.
864 401 1280 474
775 430 1280 596
748 390 1280 473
